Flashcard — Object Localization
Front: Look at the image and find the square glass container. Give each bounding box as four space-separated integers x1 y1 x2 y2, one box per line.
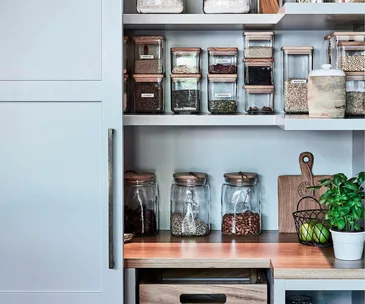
244 85 274 114
123 74 129 113
244 59 273 85
171 74 201 114
203 0 250 14
337 42 365 72
346 72 365 116
282 46 313 114
208 47 238 74
133 36 165 74
133 74 164 114
136 0 185 13
208 74 238 114
123 36 128 74
171 48 201 74
243 32 274 59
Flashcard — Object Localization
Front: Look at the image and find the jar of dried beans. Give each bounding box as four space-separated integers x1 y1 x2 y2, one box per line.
282 46 313 114
171 74 201 114
133 36 165 74
170 172 210 236
203 0 250 13
137 0 185 13
221 172 261 236
208 47 238 74
244 58 274 85
208 74 238 114
243 32 274 59
346 72 365 116
171 48 201 74
337 42 365 72
244 85 274 114
124 171 159 236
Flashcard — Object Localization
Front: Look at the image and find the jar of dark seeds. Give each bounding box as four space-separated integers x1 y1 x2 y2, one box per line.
345 73 365 116
208 47 238 74
171 74 201 114
244 58 273 85
337 41 365 72
243 32 274 59
170 172 211 236
208 74 238 114
133 36 165 74
244 85 274 114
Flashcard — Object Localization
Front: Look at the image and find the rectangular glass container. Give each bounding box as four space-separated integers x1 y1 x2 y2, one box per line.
244 85 274 114
133 74 164 114
208 74 238 114
133 36 165 74
208 47 238 74
244 59 273 85
337 42 365 72
243 32 274 59
203 0 250 14
123 74 129 113
136 0 185 13
123 36 128 74
171 74 201 114
346 73 365 116
171 48 201 74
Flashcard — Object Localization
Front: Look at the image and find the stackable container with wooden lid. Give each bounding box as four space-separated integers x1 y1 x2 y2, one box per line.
337 42 365 72
133 36 165 74
243 32 274 59
244 85 274 114
208 47 238 74
244 58 274 85
345 72 365 116
171 47 201 74
208 74 238 114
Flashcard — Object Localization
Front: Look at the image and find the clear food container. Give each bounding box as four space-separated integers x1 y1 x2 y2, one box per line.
282 46 313 114
123 74 129 113
137 0 185 13
243 32 274 59
244 59 273 85
346 72 365 116
133 36 165 74
133 74 164 114
171 74 201 114
203 0 250 13
221 172 261 236
208 74 238 114
208 47 238 74
171 47 201 74
123 36 128 74
337 42 365 72
244 85 274 114
170 172 210 236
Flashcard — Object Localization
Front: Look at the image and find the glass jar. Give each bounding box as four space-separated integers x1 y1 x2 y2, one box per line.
171 74 201 114
282 46 313 114
208 74 238 114
203 0 250 13
337 42 365 72
170 172 210 236
244 85 274 114
243 32 274 59
123 36 128 74
133 74 164 114
137 0 185 13
133 36 165 74
221 172 261 236
124 171 159 236
208 47 238 74
244 59 274 85
123 74 129 113
171 48 201 74
286 295 313 304
346 73 365 116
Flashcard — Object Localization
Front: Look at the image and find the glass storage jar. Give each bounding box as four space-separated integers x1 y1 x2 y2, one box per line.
123 74 129 113
282 46 313 114
244 85 274 114
171 48 201 74
221 172 261 236
137 0 185 13
244 59 274 85
337 42 365 72
346 72 365 116
133 36 165 74
170 172 210 236
171 74 201 114
243 32 274 59
203 0 250 13
124 36 128 74
208 47 238 74
208 74 238 114
124 171 159 236
133 74 164 114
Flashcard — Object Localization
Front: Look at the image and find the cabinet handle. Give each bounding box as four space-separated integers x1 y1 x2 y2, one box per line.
108 128 115 269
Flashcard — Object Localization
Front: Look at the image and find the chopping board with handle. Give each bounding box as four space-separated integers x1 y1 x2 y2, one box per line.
278 152 331 233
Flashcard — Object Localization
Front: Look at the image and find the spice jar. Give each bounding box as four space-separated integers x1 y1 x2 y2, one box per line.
171 48 201 74
203 0 250 13
137 0 185 13
244 59 273 85
123 74 129 113
244 85 274 114
124 171 159 236
337 42 365 72
170 172 210 236
133 36 165 74
282 46 313 114
133 74 164 114
346 72 365 116
208 48 238 74
286 295 313 304
221 172 261 236
123 36 128 74
208 74 238 114
243 32 274 59
171 74 201 114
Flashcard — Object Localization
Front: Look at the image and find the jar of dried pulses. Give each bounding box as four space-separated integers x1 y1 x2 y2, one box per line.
208 47 238 74
243 32 274 59
346 73 365 116
337 42 365 72
244 85 274 114
137 0 185 13
171 48 201 74
133 36 165 74
221 172 261 236
208 74 238 114
171 74 201 114
244 58 273 85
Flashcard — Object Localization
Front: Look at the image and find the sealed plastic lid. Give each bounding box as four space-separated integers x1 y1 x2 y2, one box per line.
281 46 313 55
208 74 237 82
208 47 238 56
224 172 258 184
124 171 155 183
346 72 365 81
244 85 274 94
171 47 201 53
173 172 208 183
133 74 164 83
308 64 345 77
133 36 165 45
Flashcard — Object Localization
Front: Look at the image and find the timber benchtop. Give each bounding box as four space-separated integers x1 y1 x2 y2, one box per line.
124 231 365 280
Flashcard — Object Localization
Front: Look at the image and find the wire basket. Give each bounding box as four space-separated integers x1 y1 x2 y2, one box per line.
292 196 332 248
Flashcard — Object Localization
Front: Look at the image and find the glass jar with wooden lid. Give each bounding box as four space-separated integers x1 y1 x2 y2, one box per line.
243 32 274 59
208 74 238 114
244 85 274 114
171 47 201 74
337 42 365 72
133 36 165 74
171 74 201 114
345 72 365 116
244 58 274 85
208 47 238 74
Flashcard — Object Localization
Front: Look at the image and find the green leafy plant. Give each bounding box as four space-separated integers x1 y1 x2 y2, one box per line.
309 172 365 232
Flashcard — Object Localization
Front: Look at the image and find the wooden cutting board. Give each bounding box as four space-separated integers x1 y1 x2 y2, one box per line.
278 152 331 233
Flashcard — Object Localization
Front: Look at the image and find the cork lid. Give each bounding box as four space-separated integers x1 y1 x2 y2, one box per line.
244 85 274 94
346 72 365 81
173 172 208 184
208 47 238 56
171 47 202 53
243 58 274 66
133 36 165 45
133 74 164 82
208 74 237 82
124 171 155 183
224 172 258 184
281 46 313 55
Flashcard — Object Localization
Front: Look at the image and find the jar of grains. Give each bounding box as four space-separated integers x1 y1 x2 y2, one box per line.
243 32 274 59
133 36 165 74
123 36 128 73
337 42 365 72
133 74 164 114
124 171 159 236
203 0 250 13
137 0 185 13
346 72 365 116
221 172 261 236
244 85 274 114
171 48 201 74
208 74 238 114
170 172 210 236
244 59 274 85
123 74 129 113
171 74 201 114
208 47 238 74
282 46 313 114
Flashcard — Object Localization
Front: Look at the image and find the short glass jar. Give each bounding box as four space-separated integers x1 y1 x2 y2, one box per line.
123 36 128 74
171 74 201 114
137 0 185 13
123 74 129 113
171 48 201 74
337 42 365 72
244 85 274 114
346 72 365 116
243 32 274 59
221 172 261 236
133 74 164 114
203 0 250 13
208 74 238 114
133 36 165 74
170 172 210 236
124 171 159 236
208 47 238 74
244 59 274 85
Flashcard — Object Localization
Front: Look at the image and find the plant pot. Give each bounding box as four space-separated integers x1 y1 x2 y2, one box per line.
330 228 365 260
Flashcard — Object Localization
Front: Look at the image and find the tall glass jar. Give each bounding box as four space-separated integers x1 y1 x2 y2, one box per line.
221 172 261 236
170 172 210 236
133 36 165 74
346 72 365 116
124 171 159 236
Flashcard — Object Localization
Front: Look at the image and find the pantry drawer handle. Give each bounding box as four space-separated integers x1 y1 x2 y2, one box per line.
180 294 226 303
108 128 115 269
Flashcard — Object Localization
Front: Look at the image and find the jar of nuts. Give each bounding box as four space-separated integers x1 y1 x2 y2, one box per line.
221 172 261 236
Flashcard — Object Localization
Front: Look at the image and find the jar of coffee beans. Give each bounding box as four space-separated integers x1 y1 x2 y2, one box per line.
171 74 201 114
170 172 210 236
221 172 261 236
124 171 159 236
208 74 238 114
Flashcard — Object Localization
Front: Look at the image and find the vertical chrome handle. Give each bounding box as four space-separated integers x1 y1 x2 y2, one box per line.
108 128 115 269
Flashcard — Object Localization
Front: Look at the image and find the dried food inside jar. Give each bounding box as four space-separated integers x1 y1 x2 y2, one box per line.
284 79 308 114
125 205 157 236
222 211 261 236
244 85 274 114
208 47 238 74
171 47 201 74
244 58 273 85
171 74 201 114
133 36 165 74
338 42 365 72
171 212 210 236
346 73 365 116
208 74 238 114
244 32 274 59
137 0 185 13
203 0 250 13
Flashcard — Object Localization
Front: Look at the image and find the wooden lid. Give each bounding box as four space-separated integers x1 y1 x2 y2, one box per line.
329 32 365 37
133 74 164 82
208 74 237 82
224 172 258 184
133 36 165 44
243 58 274 66
337 41 365 47
346 72 365 81
244 85 274 94
207 47 238 55
171 47 201 53
124 171 155 182
243 32 274 36
173 172 208 183
281 46 313 55
170 74 202 79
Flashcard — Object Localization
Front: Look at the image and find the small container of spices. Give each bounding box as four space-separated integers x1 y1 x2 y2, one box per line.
345 72 365 116
171 47 201 74
123 74 129 113
171 74 201 114
244 85 274 114
337 41 365 72
208 47 238 74
243 32 274 59
133 36 165 74
208 74 238 114
286 295 312 304
244 58 274 85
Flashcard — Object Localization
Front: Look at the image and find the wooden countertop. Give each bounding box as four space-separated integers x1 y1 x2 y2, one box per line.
124 231 365 279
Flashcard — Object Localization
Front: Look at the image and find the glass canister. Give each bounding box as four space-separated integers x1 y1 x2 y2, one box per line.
203 0 250 13
137 0 185 13
123 36 128 74
171 48 201 74
244 59 274 85
282 46 313 114
244 85 274 114
337 42 365 72
208 74 238 114
346 72 365 116
171 74 201 114
170 172 210 236
133 36 165 74
208 47 238 74
243 32 274 59
123 74 129 113
124 171 159 236
221 172 261 236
